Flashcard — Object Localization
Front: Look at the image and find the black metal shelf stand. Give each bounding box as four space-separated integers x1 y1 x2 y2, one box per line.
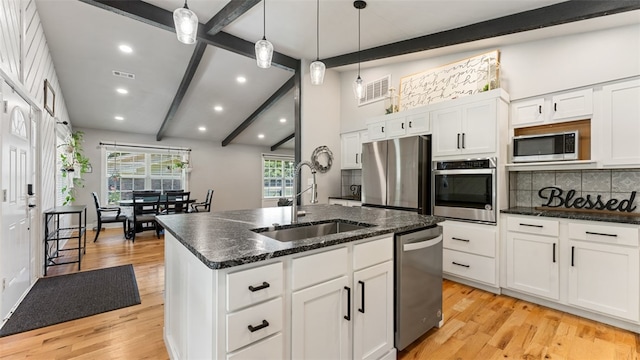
44 205 87 276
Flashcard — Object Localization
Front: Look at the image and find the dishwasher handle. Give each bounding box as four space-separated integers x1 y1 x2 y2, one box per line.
403 235 443 252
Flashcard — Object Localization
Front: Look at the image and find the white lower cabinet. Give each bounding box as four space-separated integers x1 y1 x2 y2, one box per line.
503 215 640 327
164 232 395 360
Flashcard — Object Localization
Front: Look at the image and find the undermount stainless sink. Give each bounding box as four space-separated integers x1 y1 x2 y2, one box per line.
253 220 374 242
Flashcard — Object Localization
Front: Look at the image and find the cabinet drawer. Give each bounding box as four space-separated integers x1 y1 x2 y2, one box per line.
227 262 283 312
443 222 496 257
292 247 348 291
568 222 639 247
226 297 283 353
507 216 559 237
443 249 496 285
353 235 393 271
227 333 283 360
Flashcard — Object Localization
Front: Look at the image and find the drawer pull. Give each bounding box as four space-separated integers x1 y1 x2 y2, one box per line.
452 237 470 242
247 320 269 332
519 223 543 228
452 261 470 268
248 282 270 292
358 280 365 314
585 231 617 237
552 243 556 263
344 286 351 321
571 246 575 267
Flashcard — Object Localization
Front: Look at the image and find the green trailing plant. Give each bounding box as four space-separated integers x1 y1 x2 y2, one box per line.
59 131 91 205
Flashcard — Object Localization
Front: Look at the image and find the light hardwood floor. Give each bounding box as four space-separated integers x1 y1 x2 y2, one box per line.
0 228 638 359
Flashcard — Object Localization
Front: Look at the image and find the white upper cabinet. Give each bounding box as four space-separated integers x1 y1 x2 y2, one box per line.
366 109 430 141
341 130 370 169
599 78 640 167
510 88 593 128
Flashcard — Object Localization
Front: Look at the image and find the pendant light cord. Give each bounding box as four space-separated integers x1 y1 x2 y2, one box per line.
316 0 320 61
357 5 361 76
262 0 267 40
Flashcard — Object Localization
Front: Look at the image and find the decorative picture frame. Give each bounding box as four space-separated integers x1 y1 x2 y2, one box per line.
44 79 55 116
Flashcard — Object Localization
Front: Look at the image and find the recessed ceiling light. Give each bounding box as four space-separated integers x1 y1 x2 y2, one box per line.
116 88 128 94
279 118 287 123
118 44 133 53
258 134 265 139
198 126 206 132
214 105 223 112
114 116 124 121
236 76 247 83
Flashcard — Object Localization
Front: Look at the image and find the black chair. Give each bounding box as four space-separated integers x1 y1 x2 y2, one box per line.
91 192 127 242
127 191 161 241
163 191 191 214
190 189 213 212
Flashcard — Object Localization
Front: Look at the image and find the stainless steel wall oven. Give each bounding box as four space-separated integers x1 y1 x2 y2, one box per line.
432 158 497 223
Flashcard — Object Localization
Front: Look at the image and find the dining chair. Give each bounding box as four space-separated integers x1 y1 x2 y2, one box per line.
127 191 161 241
190 189 213 212
163 191 191 214
91 192 127 242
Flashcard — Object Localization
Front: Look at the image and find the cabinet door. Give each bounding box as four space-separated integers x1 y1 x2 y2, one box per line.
511 98 545 127
292 276 351 359
406 111 430 135
551 88 593 122
600 79 640 166
431 107 463 157
506 232 559 300
367 121 386 141
461 100 496 155
385 115 407 138
353 261 394 360
567 239 639 322
341 132 362 169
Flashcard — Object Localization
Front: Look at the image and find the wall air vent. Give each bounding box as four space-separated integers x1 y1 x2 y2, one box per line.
358 74 390 107
112 70 135 80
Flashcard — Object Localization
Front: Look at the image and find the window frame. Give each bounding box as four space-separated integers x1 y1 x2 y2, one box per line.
262 155 294 200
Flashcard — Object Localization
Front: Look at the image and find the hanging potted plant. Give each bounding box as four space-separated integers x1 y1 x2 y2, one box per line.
58 131 91 205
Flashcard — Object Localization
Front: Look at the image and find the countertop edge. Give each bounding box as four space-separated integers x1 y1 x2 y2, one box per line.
500 207 640 225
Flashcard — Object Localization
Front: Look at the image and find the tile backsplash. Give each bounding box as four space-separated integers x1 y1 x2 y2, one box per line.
341 169 362 198
510 169 640 213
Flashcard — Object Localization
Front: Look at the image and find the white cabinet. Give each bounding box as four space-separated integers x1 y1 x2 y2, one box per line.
442 221 498 291
432 99 497 158
567 222 639 322
367 110 430 141
405 111 430 135
599 78 640 166
510 88 593 128
341 130 369 169
505 217 560 300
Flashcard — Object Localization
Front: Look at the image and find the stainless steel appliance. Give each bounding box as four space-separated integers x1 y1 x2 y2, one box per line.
361 136 430 214
395 225 443 350
513 130 579 162
432 158 497 223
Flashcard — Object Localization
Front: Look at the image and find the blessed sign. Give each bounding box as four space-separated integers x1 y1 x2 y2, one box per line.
538 186 637 213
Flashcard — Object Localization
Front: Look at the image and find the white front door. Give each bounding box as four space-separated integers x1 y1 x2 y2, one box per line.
1 80 34 321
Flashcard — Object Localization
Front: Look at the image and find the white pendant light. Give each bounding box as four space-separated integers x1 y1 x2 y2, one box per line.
255 0 274 69
173 0 198 45
352 1 366 100
310 0 325 85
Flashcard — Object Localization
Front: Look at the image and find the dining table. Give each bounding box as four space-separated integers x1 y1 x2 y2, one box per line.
118 195 197 239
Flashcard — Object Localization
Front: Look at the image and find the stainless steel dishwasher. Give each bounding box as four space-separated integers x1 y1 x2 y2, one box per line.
395 225 443 350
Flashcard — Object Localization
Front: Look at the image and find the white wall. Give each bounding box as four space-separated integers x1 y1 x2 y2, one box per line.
75 128 293 225
339 24 640 133
300 62 342 203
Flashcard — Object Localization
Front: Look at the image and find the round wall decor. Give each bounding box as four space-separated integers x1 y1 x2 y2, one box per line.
311 145 333 173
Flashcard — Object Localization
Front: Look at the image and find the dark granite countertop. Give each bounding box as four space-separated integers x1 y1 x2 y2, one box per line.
328 195 362 201
156 204 444 270
501 207 640 225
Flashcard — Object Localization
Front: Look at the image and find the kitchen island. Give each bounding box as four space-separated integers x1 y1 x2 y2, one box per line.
156 204 444 360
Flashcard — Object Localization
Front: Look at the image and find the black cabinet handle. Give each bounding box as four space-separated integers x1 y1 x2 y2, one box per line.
457 133 461 149
452 261 470 268
344 286 351 320
248 282 270 292
552 243 556 263
409 121 412 128
381 126 384 133
247 320 269 332
462 133 465 149
355 153 359 164
586 231 617 237
401 123 404 129
358 281 365 313
571 246 575 267
452 237 470 242
519 223 543 228
554 103 557 111
538 105 542 114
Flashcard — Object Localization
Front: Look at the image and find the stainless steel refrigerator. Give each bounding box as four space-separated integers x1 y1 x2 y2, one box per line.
361 135 431 214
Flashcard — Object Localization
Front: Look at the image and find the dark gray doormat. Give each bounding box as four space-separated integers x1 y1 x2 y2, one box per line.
0 264 141 337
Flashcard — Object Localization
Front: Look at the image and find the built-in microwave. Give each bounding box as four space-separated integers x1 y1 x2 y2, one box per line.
512 131 578 162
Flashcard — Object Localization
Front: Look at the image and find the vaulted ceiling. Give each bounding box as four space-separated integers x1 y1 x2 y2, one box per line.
34 0 640 150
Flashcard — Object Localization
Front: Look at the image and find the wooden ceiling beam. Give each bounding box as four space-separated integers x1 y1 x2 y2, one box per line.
203 0 260 35
322 1 640 68
270 133 295 151
222 76 296 147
